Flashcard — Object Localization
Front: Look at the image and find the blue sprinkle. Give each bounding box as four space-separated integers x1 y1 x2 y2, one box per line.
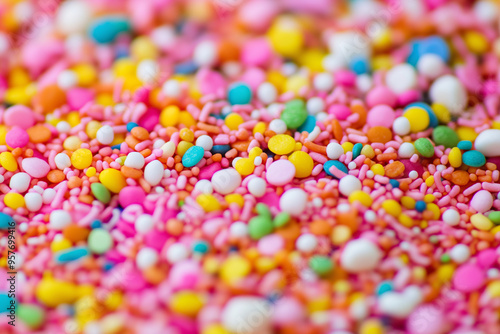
182 146 205 168
462 150 486 167
349 56 370 75
211 145 231 155
415 201 427 213
192 241 210 254
111 144 121 150
388 179 400 188
103 262 114 271
297 115 317 133
126 122 139 132
376 281 394 296
324 160 348 178
352 143 363 159
89 16 131 44
405 102 438 128
0 213 14 229
174 61 198 74
228 82 252 105
91 220 102 229
0 292 15 313
457 140 472 151
55 247 89 264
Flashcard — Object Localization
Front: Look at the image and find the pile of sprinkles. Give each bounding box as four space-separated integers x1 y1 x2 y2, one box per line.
2 0 500 333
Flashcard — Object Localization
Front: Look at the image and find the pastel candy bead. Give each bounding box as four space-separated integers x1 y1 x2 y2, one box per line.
88 228 113 254
340 239 383 272
268 134 295 155
228 82 252 105
414 138 434 158
4 105 35 129
279 188 307 216
462 150 486 167
457 140 472 150
54 246 89 263
448 147 462 168
366 86 397 108
89 16 132 44
474 129 500 157
432 126 459 148
453 264 485 292
21 158 50 178
182 146 205 167
266 160 296 186
6 127 29 148
211 168 241 195
429 75 467 115
99 168 127 193
281 99 308 129
0 213 14 229
91 183 111 204
119 186 146 207
144 160 164 186
222 297 272 334
17 304 45 329
324 160 348 177
328 104 351 120
367 105 395 128
470 213 494 230
470 190 493 213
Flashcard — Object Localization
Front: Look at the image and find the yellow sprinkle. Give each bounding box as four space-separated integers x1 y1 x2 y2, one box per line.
470 213 494 231
225 194 244 207
456 127 478 141
425 175 435 187
342 142 354 153
0 152 17 172
348 191 373 207
398 213 414 228
169 291 204 317
98 168 127 193
179 128 195 142
382 200 402 217
224 113 244 131
160 106 180 127
371 164 385 176
177 141 194 157
361 145 375 159
220 255 251 285
449 147 462 168
268 134 296 155
196 194 221 212
253 122 266 135
288 151 314 178
234 158 255 176
401 196 416 209
4 193 25 209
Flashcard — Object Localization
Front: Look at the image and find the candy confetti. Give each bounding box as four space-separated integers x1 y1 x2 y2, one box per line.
1 0 500 333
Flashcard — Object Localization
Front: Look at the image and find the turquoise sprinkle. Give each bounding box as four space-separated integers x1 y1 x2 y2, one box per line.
54 247 89 264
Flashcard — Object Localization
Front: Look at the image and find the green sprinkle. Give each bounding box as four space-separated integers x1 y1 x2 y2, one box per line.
281 99 308 129
488 211 500 225
18 304 45 329
309 256 333 276
91 183 111 204
248 216 274 240
273 212 290 228
432 126 459 148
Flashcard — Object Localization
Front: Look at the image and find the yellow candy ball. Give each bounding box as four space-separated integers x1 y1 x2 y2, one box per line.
225 113 244 131
234 158 255 176
348 191 373 207
4 193 25 209
448 147 462 168
86 121 101 139
404 107 430 132
288 151 313 178
179 128 195 142
268 134 296 155
63 136 82 151
220 256 251 285
225 194 244 207
179 111 196 127
160 106 180 127
71 148 93 170
267 17 304 57
169 291 204 317
382 199 402 217
196 194 221 212
177 141 194 157
98 168 127 193
0 152 18 172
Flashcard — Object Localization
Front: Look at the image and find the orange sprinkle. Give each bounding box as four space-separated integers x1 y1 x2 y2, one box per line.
47 170 65 183
332 119 343 142
384 161 405 178
367 126 392 143
131 127 149 141
67 176 82 189
196 122 221 134
27 125 52 143
304 141 327 155
63 224 90 243
376 153 398 162
121 166 143 179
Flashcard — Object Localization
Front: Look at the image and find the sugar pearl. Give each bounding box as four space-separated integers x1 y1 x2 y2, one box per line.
442 209 460 226
327 142 344 160
96 125 114 145
136 247 158 269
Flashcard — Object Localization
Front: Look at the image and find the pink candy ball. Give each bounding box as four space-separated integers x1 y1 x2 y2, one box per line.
453 264 485 292
6 127 29 148
366 86 397 108
4 105 36 129
328 104 352 120
119 186 146 207
241 38 272 67
367 105 396 128
239 67 266 91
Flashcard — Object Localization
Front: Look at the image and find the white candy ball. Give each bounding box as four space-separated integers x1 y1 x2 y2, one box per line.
230 221 248 238
137 60 159 84
442 209 460 226
322 53 347 72
194 179 213 194
162 79 181 98
49 210 72 230
306 97 325 115
340 239 383 272
136 247 158 269
166 243 189 264
135 214 154 234
296 234 318 253
195 135 213 151
42 188 56 204
314 73 334 92
144 160 164 186
56 0 93 35
25 192 42 212
10 172 31 193
96 125 114 145
211 168 241 195
473 1 499 24
193 40 218 67
385 64 417 94
222 297 272 334
338 175 362 197
429 75 467 115
56 121 71 134
398 142 416 158
269 119 287 134
151 25 176 48
327 142 344 160
279 188 308 216
247 177 266 198
257 82 277 104
57 70 77 89
356 74 373 93
417 54 445 79
393 117 411 136
124 152 145 169
449 244 470 264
